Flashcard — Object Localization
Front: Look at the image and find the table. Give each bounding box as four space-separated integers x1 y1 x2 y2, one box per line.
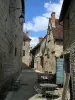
40 83 58 99
38 73 53 83
40 83 58 88
38 73 52 76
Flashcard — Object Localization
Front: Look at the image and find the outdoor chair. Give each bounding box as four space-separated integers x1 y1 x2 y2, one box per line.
44 88 60 99
45 90 54 98
37 73 49 83
34 82 44 98
46 86 60 98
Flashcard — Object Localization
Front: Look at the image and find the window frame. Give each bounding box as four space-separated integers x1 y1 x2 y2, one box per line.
23 50 25 56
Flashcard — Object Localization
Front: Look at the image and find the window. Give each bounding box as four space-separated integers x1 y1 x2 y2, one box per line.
24 41 25 46
66 16 69 29
65 14 69 30
64 53 70 73
23 50 25 56
48 40 50 43
47 48 49 57
15 47 17 56
40 56 44 68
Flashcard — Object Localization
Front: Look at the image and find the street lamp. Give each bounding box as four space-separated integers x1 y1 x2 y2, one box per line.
9 6 24 25
19 13 24 25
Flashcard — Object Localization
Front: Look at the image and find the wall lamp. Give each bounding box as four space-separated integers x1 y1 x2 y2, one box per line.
9 6 24 25
19 13 24 25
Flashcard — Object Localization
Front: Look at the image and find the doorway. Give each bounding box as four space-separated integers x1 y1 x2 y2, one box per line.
37 61 38 70
64 53 72 100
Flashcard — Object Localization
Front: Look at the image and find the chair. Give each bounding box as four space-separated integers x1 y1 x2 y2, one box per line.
34 82 43 97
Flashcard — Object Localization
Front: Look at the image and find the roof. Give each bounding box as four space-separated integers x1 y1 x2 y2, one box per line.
31 19 63 53
59 0 71 21
52 19 63 40
23 34 31 41
31 42 41 53
31 34 47 53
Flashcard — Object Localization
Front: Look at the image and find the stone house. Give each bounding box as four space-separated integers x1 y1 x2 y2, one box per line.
43 12 63 74
59 0 75 99
0 0 24 94
31 36 46 72
31 12 63 75
22 32 31 68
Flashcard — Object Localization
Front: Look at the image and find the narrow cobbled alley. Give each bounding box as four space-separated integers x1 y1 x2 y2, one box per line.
5 69 37 100
5 69 63 100
0 0 74 99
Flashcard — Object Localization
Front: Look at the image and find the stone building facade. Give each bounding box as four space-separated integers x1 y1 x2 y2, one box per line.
31 37 45 72
59 0 75 99
22 32 31 68
0 0 24 94
42 30 56 73
31 13 63 74
43 13 63 73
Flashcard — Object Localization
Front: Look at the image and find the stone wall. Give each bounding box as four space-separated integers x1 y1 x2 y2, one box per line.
22 41 31 68
32 19 63 74
62 0 75 99
0 0 23 90
63 0 75 51
55 41 63 57
34 45 42 71
33 30 56 73
43 31 56 73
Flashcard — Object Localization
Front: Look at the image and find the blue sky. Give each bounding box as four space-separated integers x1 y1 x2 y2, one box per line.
23 0 63 47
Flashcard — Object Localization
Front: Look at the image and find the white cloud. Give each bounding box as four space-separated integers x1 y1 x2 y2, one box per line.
23 16 48 32
23 22 33 31
23 0 63 32
43 0 63 18
30 36 39 48
44 1 51 9
23 0 63 47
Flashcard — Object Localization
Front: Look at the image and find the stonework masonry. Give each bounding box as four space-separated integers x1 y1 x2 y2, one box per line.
22 33 31 68
22 41 31 67
59 0 75 99
0 0 24 91
44 33 56 73
31 14 63 74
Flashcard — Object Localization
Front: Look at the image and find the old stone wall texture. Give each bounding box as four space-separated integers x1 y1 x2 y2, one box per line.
63 0 75 99
34 31 56 73
34 44 43 71
55 41 63 57
22 41 31 68
43 32 56 73
0 0 23 89
33 25 63 74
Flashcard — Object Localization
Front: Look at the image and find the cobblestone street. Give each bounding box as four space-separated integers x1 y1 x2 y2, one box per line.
5 69 37 100
5 69 63 100
0 0 74 99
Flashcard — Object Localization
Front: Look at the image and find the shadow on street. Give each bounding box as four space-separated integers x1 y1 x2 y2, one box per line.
5 69 37 100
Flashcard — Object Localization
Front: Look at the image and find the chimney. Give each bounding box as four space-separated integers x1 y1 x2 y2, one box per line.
51 12 56 27
25 32 29 37
39 37 43 42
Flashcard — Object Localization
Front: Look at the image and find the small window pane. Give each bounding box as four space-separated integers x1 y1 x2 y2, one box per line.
24 41 25 46
23 50 25 56
15 48 17 56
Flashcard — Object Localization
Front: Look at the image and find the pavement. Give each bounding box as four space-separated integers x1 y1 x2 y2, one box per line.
5 69 63 100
